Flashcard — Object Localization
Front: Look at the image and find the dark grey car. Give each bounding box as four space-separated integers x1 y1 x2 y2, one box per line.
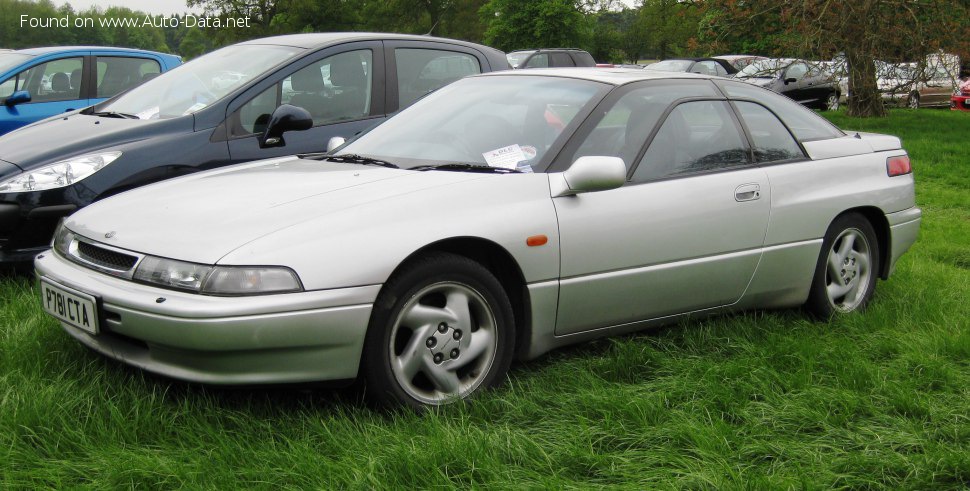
0 33 508 263
736 58 841 110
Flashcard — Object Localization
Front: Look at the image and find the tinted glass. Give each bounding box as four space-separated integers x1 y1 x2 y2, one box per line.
282 50 372 124
96 57 161 98
397 48 480 108
100 44 302 119
572 51 596 67
339 75 606 171
524 54 549 68
632 100 748 182
567 80 720 169
506 51 534 68
549 52 575 67
234 84 277 136
734 101 804 162
718 81 844 141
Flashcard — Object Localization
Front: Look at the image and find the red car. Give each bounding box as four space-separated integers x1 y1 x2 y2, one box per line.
951 80 970 111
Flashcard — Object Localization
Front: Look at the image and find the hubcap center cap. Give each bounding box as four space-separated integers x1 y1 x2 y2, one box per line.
427 323 462 364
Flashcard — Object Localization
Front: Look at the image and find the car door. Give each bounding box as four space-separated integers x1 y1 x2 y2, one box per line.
550 81 770 336
226 41 386 161
780 62 810 102
383 39 490 113
0 54 88 133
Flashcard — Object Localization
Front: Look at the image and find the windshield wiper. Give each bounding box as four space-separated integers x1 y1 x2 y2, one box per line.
89 110 140 119
308 153 399 168
411 163 521 174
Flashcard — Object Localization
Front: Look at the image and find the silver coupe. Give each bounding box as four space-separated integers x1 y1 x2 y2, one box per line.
35 69 921 409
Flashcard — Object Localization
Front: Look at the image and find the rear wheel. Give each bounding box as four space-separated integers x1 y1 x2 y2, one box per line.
805 213 880 317
907 92 920 109
824 92 840 111
361 252 514 409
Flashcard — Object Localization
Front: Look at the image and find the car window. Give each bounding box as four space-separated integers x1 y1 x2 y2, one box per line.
7 57 83 103
0 77 15 99
692 61 717 76
96 57 161 98
524 54 549 68
232 49 373 137
549 52 575 67
566 80 720 169
632 100 748 183
571 51 596 67
733 101 804 162
714 63 728 76
396 48 480 108
785 63 808 80
718 81 844 141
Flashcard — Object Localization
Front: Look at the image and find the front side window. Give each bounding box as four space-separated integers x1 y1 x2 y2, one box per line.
632 100 748 183
396 48 480 108
98 44 303 120
96 57 161 98
338 75 607 171
733 101 804 163
230 49 373 137
4 58 83 103
566 80 720 169
785 63 808 80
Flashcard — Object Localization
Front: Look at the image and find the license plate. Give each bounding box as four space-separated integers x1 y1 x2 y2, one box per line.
40 279 100 335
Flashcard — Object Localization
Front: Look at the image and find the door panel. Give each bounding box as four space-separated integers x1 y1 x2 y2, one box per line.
554 168 770 335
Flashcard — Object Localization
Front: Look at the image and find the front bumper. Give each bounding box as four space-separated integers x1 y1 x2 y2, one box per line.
886 206 921 276
951 95 970 111
35 251 379 385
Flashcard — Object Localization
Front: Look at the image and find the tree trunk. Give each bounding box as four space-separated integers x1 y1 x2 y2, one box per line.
845 49 886 117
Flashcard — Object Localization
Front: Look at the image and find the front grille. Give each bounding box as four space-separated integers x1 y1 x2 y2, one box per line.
76 240 138 271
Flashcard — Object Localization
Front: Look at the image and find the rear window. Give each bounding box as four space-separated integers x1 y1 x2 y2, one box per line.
718 81 844 141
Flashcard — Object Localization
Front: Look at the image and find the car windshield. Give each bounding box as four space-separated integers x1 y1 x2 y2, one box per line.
338 75 607 172
97 44 303 120
737 59 789 78
646 60 693 72
0 53 31 74
506 51 536 68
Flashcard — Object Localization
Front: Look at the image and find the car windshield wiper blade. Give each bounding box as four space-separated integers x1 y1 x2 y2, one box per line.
310 153 399 168
90 110 140 119
411 163 521 174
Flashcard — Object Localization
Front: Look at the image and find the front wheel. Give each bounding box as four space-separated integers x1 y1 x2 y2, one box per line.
907 92 920 109
805 213 880 317
361 252 515 409
824 92 840 111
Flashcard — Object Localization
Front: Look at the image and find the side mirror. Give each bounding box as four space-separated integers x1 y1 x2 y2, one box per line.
784 77 797 85
259 104 312 148
327 136 346 152
553 156 626 197
4 90 31 106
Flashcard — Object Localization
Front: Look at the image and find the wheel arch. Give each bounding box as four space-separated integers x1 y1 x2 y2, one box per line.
832 206 891 279
389 236 533 361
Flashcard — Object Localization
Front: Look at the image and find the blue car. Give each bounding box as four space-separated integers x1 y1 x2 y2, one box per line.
0 46 181 135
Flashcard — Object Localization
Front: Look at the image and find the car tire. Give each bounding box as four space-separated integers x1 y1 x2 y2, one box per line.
824 92 840 111
908 92 920 109
360 252 515 409
805 213 880 318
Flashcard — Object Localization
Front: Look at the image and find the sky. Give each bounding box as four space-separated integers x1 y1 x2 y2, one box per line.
57 0 637 16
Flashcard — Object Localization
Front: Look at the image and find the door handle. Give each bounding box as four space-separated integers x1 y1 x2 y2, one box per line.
735 183 761 202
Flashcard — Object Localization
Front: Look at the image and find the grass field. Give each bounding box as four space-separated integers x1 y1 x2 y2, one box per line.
1 109 968 488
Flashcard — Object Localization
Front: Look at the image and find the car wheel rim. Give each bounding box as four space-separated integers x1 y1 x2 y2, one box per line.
824 228 872 312
908 94 919 108
389 281 498 405
827 94 839 110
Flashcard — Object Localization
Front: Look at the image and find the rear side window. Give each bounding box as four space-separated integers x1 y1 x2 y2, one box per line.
96 57 161 98
396 48 480 109
571 51 596 67
524 53 549 68
733 101 805 162
549 52 575 67
718 81 844 141
632 100 748 183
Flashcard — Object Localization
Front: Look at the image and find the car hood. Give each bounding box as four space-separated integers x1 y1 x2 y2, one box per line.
0 113 191 168
65 156 490 264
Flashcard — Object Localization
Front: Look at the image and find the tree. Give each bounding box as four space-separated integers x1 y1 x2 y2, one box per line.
702 0 970 117
480 0 585 52
639 0 702 60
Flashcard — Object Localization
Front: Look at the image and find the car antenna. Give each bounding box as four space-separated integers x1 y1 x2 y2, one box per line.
423 20 439 36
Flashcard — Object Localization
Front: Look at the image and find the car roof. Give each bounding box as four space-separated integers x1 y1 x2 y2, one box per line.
241 32 503 55
15 46 174 57
476 67 715 85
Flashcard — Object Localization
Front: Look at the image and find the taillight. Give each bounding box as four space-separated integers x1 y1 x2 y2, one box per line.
887 155 911 176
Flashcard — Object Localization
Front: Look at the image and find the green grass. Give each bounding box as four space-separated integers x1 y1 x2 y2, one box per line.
2 109 969 488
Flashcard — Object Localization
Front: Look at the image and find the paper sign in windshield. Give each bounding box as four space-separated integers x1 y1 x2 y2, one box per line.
483 144 525 169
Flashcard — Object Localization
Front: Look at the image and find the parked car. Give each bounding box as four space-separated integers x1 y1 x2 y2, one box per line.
0 33 507 263
0 46 181 135
951 78 970 111
645 57 738 76
736 58 841 110
35 69 920 409
506 48 595 69
714 54 768 71
878 62 955 109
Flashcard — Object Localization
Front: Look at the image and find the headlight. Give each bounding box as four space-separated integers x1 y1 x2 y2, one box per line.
133 256 302 295
202 266 303 295
51 220 75 256
0 151 121 193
